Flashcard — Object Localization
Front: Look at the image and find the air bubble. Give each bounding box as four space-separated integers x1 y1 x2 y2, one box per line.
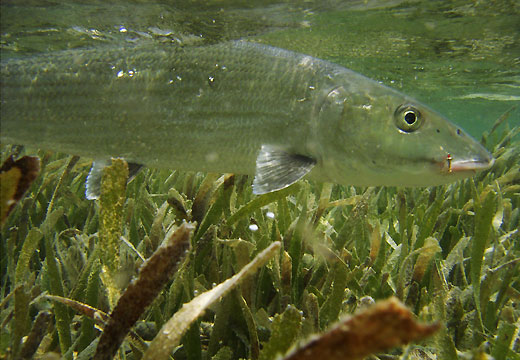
205 152 219 162
249 224 259 232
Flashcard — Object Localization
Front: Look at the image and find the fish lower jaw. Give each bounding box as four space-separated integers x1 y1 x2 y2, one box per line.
449 157 495 172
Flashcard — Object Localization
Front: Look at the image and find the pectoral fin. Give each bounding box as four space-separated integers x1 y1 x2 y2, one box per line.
253 145 316 195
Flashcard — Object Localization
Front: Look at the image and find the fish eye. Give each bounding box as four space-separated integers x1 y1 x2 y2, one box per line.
394 104 423 133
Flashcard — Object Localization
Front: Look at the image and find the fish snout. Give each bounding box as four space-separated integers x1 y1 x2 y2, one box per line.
446 150 495 173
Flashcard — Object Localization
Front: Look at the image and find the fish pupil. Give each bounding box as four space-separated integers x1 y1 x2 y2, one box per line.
404 111 417 125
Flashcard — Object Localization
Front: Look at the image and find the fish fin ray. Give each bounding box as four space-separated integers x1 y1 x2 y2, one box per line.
127 162 144 182
86 160 143 200
253 145 315 195
85 160 111 200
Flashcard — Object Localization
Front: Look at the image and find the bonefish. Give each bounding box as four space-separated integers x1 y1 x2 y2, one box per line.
0 41 494 196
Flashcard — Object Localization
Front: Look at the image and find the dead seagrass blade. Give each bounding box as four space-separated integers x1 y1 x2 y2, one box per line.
0 155 40 224
283 297 440 360
93 222 193 360
143 241 281 360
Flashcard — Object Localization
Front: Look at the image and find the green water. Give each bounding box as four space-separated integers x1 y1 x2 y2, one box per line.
1 0 519 137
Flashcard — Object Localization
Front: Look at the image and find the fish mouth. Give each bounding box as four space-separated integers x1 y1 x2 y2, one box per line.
449 156 495 172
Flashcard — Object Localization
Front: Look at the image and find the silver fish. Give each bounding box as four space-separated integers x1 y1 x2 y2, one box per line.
0 41 494 196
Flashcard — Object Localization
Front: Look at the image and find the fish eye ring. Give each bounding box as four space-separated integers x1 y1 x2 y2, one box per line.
394 104 423 133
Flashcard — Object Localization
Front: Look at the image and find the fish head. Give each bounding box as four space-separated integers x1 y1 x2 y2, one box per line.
314 81 494 187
